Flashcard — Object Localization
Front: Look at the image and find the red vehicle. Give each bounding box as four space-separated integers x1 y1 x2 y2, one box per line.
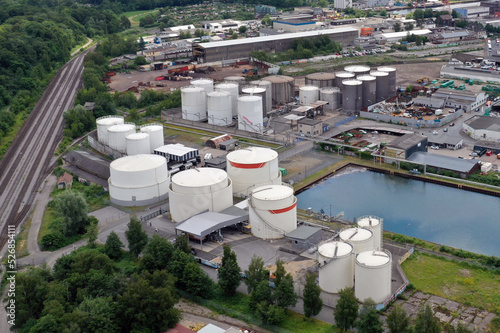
486 150 493 156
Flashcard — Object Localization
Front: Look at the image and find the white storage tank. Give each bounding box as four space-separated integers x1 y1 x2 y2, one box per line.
207 91 232 126
320 87 341 111
344 65 371 76
318 241 354 293
169 168 233 222
249 80 273 113
126 132 150 156
140 123 164 153
224 76 246 93
242 87 268 117
357 215 383 250
237 95 263 133
355 250 392 303
249 185 297 239
215 83 239 116
96 116 124 145
108 123 136 153
299 85 319 105
339 227 374 254
227 146 281 198
181 86 207 121
190 78 214 93
108 154 170 206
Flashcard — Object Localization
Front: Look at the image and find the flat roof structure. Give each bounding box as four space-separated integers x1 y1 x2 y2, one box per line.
387 133 427 150
465 116 500 131
285 225 322 240
427 134 463 146
407 151 479 174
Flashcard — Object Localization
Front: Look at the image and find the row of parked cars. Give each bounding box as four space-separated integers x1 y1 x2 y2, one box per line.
340 48 384 57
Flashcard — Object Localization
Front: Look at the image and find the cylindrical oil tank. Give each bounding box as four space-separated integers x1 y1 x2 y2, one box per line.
357 75 377 109
335 72 355 89
355 250 392 303
242 87 268 117
190 78 214 93
207 91 232 126
299 85 319 105
261 75 294 105
181 86 207 121
377 67 396 97
237 95 263 133
107 123 136 153
305 72 336 88
249 80 273 113
224 76 246 93
168 168 233 222
342 80 362 114
344 65 371 76
318 241 354 293
320 87 341 111
249 185 297 239
357 215 383 250
126 132 150 156
140 123 164 153
215 83 239 116
108 154 170 206
339 227 374 254
96 116 124 145
370 71 390 102
226 146 281 198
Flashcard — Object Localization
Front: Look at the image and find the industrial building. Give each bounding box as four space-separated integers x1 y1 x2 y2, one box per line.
273 19 322 33
285 225 322 250
385 133 428 160
407 152 480 176
463 116 500 142
200 20 244 33
432 89 488 113
374 29 431 43
193 28 358 63
298 118 324 136
63 150 110 187
154 144 200 171
427 134 464 150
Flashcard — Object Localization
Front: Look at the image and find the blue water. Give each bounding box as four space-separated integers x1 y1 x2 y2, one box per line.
296 168 500 257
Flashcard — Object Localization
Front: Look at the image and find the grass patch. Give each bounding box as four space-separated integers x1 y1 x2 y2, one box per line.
15 215 32 258
122 10 156 18
402 252 500 314
38 206 55 244
280 311 337 333
0 111 27 160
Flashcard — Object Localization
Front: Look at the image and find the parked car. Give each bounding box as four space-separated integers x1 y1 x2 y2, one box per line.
443 128 448 132
430 145 440 150
450 122 455 127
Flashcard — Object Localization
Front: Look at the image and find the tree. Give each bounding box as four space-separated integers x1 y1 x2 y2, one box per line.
53 190 89 237
232 32 238 39
182 262 214 298
414 9 424 22
238 25 247 34
334 287 359 332
143 234 175 271
303 273 322 318
119 15 131 30
134 56 147 66
273 259 287 287
244 255 269 294
386 304 411 333
424 8 434 18
380 10 387 17
415 304 441 333
394 22 402 32
167 249 196 286
138 37 146 54
174 234 191 254
77 296 119 333
451 9 459 19
104 231 124 260
445 322 473 333
405 23 414 31
319 0 328 7
85 216 99 248
357 299 383 333
217 244 241 296
63 105 95 139
274 274 297 308
125 216 148 258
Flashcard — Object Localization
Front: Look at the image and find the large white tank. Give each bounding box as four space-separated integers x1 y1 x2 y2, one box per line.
190 78 214 93
226 146 282 198
207 91 232 126
181 86 207 121
249 80 273 113
249 185 297 239
344 65 371 76
299 85 319 105
339 227 374 254
224 76 246 93
108 154 170 206
140 123 164 153
357 215 383 250
126 132 150 156
107 123 136 153
96 116 124 145
320 87 341 111
169 168 233 222
318 241 354 293
237 95 263 133
242 87 267 117
215 83 239 116
355 250 392 303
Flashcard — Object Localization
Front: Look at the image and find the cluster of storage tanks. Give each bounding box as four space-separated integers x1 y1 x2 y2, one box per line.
317 216 391 304
96 116 164 155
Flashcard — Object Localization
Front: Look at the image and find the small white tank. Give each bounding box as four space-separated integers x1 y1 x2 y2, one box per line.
190 78 214 93
242 87 267 117
299 86 319 105
249 80 273 114
318 242 354 293
320 87 341 111
224 76 246 93
357 215 383 250
215 83 239 116
249 185 297 239
140 123 164 153
355 250 392 303
107 123 136 153
207 91 232 126
126 132 150 156
339 227 374 254
181 86 207 121
96 116 124 145
238 95 263 133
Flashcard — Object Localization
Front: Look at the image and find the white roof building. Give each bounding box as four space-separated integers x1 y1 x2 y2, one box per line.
374 29 432 43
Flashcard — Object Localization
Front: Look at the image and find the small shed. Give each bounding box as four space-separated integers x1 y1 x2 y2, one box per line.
219 139 239 151
57 172 73 190
206 134 233 149
285 225 322 250
204 156 227 170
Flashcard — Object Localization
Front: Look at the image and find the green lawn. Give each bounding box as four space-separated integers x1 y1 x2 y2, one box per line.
402 252 500 314
122 10 156 18
38 206 55 244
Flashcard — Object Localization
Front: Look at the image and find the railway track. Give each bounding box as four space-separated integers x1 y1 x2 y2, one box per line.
0 48 91 252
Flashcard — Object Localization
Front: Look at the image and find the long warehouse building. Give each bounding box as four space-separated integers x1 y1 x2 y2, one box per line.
193 27 359 63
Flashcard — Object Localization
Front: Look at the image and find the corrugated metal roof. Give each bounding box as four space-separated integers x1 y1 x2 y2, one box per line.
175 211 249 238
407 151 479 173
387 133 427 150
285 225 321 240
465 115 500 131
378 29 431 39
